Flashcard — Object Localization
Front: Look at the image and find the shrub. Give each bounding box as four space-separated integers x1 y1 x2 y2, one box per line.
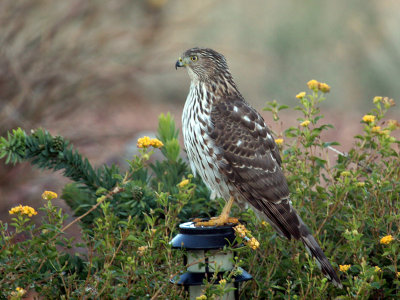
0 83 399 299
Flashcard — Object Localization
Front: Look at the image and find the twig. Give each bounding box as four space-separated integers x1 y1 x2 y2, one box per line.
327 146 373 173
150 254 219 300
37 185 124 273
60 185 124 233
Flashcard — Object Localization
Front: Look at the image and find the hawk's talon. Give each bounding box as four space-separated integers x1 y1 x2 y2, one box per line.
194 216 239 227
194 196 238 227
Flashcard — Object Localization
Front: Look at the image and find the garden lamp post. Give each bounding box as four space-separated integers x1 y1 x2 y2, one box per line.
170 221 252 300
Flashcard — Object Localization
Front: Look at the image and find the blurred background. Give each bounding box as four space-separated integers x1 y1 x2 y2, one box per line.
1 0 399 221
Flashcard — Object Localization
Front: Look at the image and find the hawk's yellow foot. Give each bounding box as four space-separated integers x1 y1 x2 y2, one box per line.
194 196 239 227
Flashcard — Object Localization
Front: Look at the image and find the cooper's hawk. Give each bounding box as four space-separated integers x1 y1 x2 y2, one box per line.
176 47 342 288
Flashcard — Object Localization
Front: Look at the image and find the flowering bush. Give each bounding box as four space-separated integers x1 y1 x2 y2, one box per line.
0 83 399 298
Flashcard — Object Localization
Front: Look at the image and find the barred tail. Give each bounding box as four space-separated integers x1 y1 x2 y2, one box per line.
300 231 342 288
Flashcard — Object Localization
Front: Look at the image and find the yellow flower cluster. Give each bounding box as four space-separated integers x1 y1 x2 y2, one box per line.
362 115 376 123
296 92 306 99
233 224 248 238
138 245 148 255
219 279 227 285
137 136 164 149
178 179 190 188
373 96 383 103
340 171 351 177
9 205 37 217
380 235 394 245
247 237 260 250
233 224 260 250
339 264 351 272
196 295 207 300
374 266 382 273
274 138 284 146
371 126 381 134
42 190 58 200
307 80 330 93
300 120 311 127
11 287 26 297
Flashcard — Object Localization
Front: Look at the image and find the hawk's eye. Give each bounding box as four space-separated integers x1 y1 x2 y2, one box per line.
190 55 198 62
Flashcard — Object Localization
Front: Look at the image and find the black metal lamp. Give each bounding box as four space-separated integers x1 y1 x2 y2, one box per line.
170 221 252 300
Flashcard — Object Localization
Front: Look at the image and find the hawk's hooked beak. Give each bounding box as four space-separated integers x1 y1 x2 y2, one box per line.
175 57 185 70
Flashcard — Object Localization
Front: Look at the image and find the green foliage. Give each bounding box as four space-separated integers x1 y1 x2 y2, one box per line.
0 85 399 298
0 128 26 164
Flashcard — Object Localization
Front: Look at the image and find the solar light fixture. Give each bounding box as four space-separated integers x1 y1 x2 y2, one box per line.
170 221 252 300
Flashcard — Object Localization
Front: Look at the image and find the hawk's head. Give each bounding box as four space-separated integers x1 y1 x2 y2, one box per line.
176 47 230 82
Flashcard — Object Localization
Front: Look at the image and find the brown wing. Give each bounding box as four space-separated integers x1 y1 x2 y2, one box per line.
209 97 342 288
209 97 301 237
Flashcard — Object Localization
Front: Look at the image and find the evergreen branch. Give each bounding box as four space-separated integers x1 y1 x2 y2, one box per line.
0 127 119 191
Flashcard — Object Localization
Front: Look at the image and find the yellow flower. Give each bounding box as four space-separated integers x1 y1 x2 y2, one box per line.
296 92 306 99
380 129 391 137
307 79 319 90
371 126 381 134
261 221 268 226
318 82 331 93
42 191 58 200
380 235 394 245
150 138 164 148
373 96 382 103
137 136 151 148
137 136 164 148
178 179 190 188
397 272 400 277
9 205 37 217
219 279 227 285
274 138 284 146
246 237 260 250
340 171 351 177
374 266 382 273
300 120 311 127
362 115 376 123
356 182 365 187
196 295 207 300
339 264 351 272
234 224 248 238
11 287 26 297
138 245 148 255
